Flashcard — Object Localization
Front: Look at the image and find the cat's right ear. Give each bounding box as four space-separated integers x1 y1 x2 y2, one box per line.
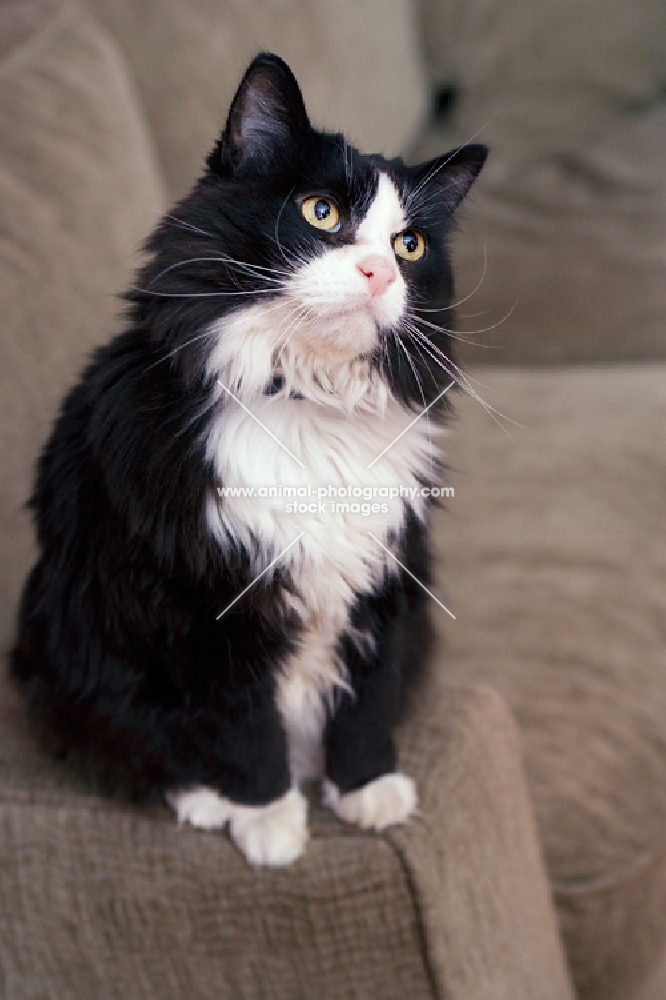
207 53 310 177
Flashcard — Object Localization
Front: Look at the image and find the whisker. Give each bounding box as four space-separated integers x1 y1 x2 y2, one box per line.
413 244 488 314
142 329 214 373
380 333 394 387
401 321 519 436
394 330 427 410
411 300 517 341
275 304 311 358
407 116 495 210
406 311 499 349
392 329 437 480
274 186 296 267
162 214 214 239
147 257 287 289
404 333 441 391
129 286 280 300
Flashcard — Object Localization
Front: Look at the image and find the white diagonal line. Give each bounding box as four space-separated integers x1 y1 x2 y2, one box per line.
216 379 306 468
367 531 456 620
216 532 305 620
367 381 455 469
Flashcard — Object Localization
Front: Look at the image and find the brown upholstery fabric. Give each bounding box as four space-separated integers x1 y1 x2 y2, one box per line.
85 0 428 201
0 658 574 1000
639 948 666 1000
0 0 166 653
433 364 666 998
418 0 666 152
414 0 666 365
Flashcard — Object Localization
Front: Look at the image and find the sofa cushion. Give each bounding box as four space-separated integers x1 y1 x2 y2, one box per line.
86 0 428 200
413 0 666 364
0 0 166 653
432 364 666 998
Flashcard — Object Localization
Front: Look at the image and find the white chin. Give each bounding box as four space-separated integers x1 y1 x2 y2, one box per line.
313 306 379 355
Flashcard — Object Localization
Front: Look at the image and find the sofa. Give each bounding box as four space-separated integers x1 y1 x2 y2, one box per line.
1 1 665 997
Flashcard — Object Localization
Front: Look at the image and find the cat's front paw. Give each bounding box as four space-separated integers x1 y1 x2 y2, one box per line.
166 786 308 867
229 788 309 867
166 786 234 830
322 773 417 831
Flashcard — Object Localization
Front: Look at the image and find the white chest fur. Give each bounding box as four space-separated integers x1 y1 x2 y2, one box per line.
207 384 438 609
205 378 441 782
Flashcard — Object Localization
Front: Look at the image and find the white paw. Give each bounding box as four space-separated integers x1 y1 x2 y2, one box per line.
229 789 309 867
165 786 308 867
323 773 417 831
166 786 234 830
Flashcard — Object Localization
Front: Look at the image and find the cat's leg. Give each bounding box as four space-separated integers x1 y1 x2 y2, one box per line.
322 667 418 832
163 678 308 867
323 531 431 832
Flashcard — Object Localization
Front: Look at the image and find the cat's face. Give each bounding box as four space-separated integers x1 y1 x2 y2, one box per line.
135 54 486 409
284 173 411 355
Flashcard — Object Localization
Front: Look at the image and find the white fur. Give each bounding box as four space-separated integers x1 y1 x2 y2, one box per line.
204 173 444 787
277 621 341 785
322 773 417 831
205 387 441 782
285 173 407 346
356 172 408 255
166 786 234 830
166 787 308 867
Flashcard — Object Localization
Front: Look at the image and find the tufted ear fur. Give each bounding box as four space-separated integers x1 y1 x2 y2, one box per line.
207 53 310 177
409 144 488 213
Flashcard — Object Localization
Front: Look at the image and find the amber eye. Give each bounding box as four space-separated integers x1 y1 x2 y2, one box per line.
301 196 341 232
393 229 426 262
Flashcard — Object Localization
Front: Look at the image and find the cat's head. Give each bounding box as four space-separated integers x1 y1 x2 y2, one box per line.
135 53 487 409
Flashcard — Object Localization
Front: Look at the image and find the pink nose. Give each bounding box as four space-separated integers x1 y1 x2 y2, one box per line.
357 255 396 297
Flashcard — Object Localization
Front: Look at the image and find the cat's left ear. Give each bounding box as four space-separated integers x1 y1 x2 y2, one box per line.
410 144 488 213
208 53 310 176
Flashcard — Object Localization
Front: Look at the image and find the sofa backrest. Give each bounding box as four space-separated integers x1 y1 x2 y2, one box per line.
85 0 428 202
0 0 166 652
414 0 666 364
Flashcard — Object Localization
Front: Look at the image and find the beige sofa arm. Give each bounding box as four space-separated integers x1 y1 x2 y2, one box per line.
1 661 573 999
389 680 575 999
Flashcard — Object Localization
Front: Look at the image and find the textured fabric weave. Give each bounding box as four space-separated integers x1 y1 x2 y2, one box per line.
0 661 574 1000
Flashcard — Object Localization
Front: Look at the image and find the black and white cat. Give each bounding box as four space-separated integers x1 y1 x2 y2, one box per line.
11 54 486 866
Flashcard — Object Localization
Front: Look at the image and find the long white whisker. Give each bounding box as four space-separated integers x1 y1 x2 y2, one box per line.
163 215 214 239
413 244 488 314
407 116 496 210
147 257 287 289
406 310 499 349
413 300 517 339
393 330 436 480
129 286 280 300
142 329 215 373
394 331 427 409
275 304 311 358
274 187 296 267
403 323 518 436
404 333 441 391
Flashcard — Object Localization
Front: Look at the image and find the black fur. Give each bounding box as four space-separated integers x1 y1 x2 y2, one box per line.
11 54 486 809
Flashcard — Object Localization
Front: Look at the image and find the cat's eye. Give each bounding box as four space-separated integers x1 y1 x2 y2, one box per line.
393 229 426 262
300 196 341 233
